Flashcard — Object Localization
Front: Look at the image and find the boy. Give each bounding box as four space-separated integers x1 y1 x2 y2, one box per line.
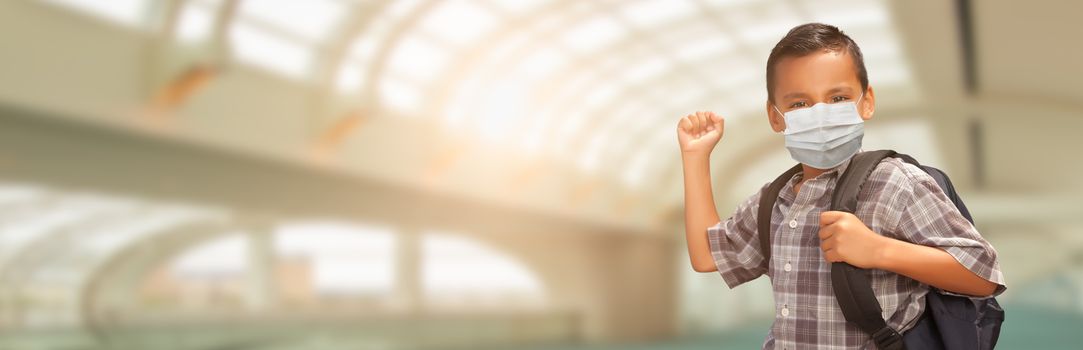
678 23 1005 349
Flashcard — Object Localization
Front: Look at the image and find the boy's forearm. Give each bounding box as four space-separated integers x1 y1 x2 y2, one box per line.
876 238 998 297
682 153 722 272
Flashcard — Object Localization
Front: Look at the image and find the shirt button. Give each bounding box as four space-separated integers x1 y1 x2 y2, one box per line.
781 306 790 317
788 219 797 228
784 262 792 272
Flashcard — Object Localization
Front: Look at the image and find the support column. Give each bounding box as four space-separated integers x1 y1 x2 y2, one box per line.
244 225 278 312
394 227 422 315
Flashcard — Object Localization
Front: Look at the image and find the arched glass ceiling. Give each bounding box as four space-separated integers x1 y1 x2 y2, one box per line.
35 0 919 196
356 0 918 192
338 0 428 97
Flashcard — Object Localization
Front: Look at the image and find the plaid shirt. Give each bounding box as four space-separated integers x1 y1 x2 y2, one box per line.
707 155 1006 350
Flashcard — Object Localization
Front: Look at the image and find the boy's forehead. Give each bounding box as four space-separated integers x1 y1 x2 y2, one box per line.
773 50 862 98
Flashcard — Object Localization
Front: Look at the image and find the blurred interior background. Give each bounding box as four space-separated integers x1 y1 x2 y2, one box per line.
0 0 1081 349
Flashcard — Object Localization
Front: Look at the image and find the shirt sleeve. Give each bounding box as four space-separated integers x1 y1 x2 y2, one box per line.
706 184 769 289
887 162 1007 298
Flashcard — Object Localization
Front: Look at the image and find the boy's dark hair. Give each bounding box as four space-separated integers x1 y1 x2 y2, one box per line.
766 23 868 103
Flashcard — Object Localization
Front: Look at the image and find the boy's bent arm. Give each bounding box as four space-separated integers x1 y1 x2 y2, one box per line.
820 210 1002 298
819 164 1005 297
676 111 725 273
877 240 999 297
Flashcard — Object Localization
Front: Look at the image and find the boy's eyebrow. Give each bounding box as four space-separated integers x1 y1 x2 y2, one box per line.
826 86 855 95
779 85 856 100
781 92 809 100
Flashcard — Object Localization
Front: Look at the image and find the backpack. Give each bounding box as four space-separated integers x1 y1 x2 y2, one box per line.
756 150 1005 350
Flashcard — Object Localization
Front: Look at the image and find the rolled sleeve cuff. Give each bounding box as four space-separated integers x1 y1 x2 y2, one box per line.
706 220 764 289
939 245 1007 299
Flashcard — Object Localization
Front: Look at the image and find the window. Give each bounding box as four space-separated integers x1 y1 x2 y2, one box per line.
175 0 222 44
228 0 351 79
274 221 396 295
422 232 546 310
229 22 314 78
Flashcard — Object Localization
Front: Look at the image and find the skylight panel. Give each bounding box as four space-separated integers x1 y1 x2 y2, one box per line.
385 36 449 83
229 22 313 78
40 0 150 27
417 0 498 46
335 60 365 94
237 0 347 42
618 0 697 28
560 16 626 53
175 0 216 43
673 37 734 63
620 56 671 85
378 76 422 115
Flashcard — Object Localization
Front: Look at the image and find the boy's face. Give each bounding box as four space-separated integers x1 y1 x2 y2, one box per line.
765 50 875 133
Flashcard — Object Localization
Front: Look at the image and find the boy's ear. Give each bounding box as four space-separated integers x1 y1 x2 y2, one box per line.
766 99 786 133
859 85 876 121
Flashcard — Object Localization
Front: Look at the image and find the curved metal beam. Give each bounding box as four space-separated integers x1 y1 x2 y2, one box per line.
80 218 237 339
0 205 143 329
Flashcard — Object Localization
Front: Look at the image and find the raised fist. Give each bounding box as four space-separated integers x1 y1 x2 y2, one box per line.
677 111 724 156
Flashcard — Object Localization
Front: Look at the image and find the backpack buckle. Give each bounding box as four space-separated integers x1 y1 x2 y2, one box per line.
871 327 904 350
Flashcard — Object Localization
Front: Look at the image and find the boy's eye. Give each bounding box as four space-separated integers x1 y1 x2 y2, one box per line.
789 101 807 109
831 95 850 103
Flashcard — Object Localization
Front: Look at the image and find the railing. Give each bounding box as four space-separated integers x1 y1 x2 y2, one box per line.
1 310 583 350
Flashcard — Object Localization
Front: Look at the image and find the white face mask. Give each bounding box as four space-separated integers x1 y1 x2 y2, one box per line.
773 95 865 169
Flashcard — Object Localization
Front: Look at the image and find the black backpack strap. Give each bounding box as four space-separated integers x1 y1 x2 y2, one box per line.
830 150 896 213
830 150 907 350
757 164 802 262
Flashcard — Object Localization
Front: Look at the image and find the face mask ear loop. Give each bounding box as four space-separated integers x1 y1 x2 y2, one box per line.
772 104 786 134
855 92 867 119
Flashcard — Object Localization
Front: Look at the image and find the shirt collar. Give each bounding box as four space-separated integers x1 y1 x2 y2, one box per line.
778 150 863 201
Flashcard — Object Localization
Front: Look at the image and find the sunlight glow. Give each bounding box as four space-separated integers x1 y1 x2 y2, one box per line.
386 36 449 83
417 0 498 46
560 16 625 53
618 0 696 28
335 61 364 94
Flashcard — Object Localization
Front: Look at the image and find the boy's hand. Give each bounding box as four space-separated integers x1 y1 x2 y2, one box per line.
677 111 724 156
819 211 892 269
